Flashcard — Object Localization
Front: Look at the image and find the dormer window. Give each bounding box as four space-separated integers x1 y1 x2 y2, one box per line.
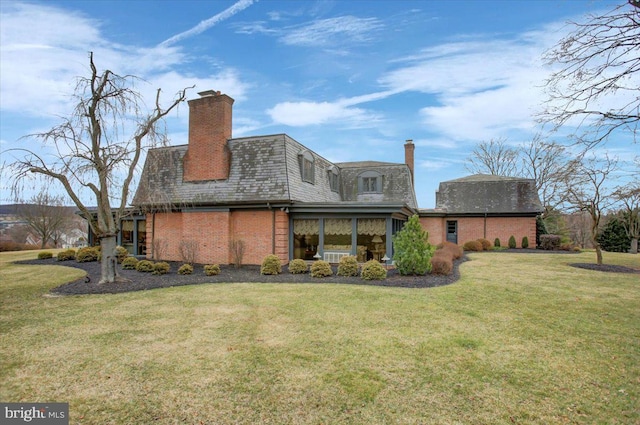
299 150 315 184
358 171 383 194
328 166 339 192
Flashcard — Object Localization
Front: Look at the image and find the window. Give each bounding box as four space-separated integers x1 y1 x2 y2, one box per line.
358 171 382 194
299 150 315 184
328 166 339 192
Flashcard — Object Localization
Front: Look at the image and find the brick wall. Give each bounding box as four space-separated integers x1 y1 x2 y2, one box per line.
147 209 290 265
420 215 538 248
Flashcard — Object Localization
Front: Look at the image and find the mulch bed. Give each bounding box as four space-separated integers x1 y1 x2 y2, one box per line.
569 263 640 274
19 257 469 295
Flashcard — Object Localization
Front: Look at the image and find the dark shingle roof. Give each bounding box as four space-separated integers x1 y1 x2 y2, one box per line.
435 174 542 214
133 134 417 209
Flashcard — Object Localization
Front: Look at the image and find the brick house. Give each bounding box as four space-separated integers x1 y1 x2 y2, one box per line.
126 90 541 265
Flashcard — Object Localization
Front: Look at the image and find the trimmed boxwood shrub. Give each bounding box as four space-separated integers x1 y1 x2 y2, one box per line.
204 264 221 276
310 260 333 278
57 249 76 261
136 260 155 273
477 238 492 251
76 247 99 262
115 246 129 263
288 259 308 274
361 260 387 280
430 251 454 275
508 235 517 249
152 261 170 275
178 264 193 275
261 254 282 275
522 236 529 249
337 255 359 277
38 251 53 260
463 240 483 252
122 256 139 270
437 241 463 260
540 234 561 250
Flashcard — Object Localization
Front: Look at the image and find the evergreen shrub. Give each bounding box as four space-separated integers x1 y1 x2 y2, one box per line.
430 251 454 275
288 259 308 274
477 238 492 251
508 235 517 249
38 251 53 259
76 247 99 262
310 260 333 278
204 264 221 276
261 254 282 275
597 217 631 252
522 236 529 249
136 260 155 273
122 256 139 270
494 238 501 248
337 255 359 277
56 249 76 261
539 235 561 250
152 262 170 275
360 260 387 280
393 215 432 275
178 264 193 275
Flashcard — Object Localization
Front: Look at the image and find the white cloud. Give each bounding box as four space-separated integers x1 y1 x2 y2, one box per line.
267 99 382 128
280 15 384 47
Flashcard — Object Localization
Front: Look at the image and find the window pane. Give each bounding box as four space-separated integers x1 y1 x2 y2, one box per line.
323 218 352 253
293 219 319 260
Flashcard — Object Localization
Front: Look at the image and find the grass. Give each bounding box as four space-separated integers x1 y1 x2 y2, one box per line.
1 250 638 424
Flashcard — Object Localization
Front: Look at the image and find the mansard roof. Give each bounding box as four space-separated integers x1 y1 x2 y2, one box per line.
132 134 418 209
435 174 543 215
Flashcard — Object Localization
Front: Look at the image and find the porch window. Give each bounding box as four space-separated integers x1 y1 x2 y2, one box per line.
121 220 134 254
357 218 386 262
323 218 352 257
293 219 319 260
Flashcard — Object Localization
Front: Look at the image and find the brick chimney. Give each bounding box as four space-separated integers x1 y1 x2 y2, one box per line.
404 139 415 185
182 90 234 182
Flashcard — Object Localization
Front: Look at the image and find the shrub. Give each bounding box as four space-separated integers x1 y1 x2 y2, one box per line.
179 240 199 264
463 240 483 252
204 264 221 276
310 260 333 278
38 251 53 259
261 254 282 275
477 238 492 251
337 255 359 277
178 264 193 275
288 259 308 274
393 215 432 275
508 235 517 249
560 242 577 251
76 246 99 263
115 246 129 263
597 216 631 252
56 249 76 261
152 261 170 275
136 260 155 273
361 260 387 280
438 241 463 260
494 238 501 248
522 236 529 249
540 234 561 251
430 251 454 275
122 256 139 270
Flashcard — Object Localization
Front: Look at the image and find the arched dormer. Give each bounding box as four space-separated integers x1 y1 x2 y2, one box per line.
358 170 383 194
328 165 339 192
298 150 315 184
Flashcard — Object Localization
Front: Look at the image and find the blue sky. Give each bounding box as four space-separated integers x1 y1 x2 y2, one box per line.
0 0 636 208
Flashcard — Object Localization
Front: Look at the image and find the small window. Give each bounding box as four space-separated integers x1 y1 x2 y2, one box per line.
328 166 339 192
358 171 382 194
299 150 315 184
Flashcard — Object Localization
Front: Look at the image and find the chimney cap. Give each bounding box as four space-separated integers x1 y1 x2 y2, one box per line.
198 90 222 97
405 139 414 144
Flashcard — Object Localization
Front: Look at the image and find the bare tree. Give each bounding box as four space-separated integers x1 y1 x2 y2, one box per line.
7 53 190 283
17 192 74 248
520 135 575 216
541 1 640 147
465 138 519 176
564 154 619 265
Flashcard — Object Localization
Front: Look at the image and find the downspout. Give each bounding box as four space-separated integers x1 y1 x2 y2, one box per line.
483 210 487 239
268 202 275 254
151 211 156 259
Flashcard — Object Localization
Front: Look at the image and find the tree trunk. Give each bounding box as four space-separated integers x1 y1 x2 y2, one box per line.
595 245 603 265
630 238 638 254
99 235 119 284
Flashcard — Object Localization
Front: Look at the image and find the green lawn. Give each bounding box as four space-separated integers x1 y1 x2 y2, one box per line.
1 250 638 424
